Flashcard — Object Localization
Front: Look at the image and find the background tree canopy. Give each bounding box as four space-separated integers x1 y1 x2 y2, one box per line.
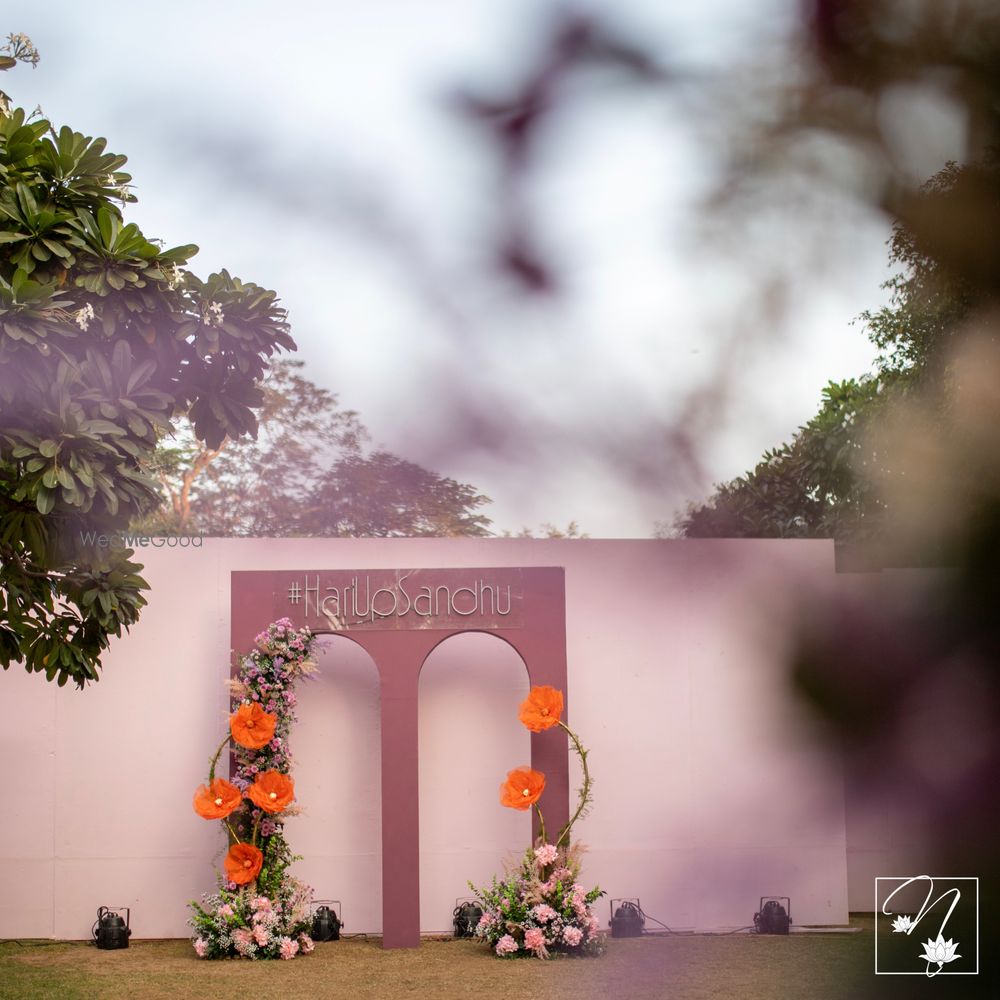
0 42 294 687
140 359 493 538
675 155 997 556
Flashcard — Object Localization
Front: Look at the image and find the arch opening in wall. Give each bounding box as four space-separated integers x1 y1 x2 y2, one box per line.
418 631 530 932
282 634 382 932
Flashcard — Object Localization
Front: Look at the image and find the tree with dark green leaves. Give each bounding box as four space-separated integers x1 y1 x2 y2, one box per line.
0 40 295 686
676 157 991 545
140 359 493 538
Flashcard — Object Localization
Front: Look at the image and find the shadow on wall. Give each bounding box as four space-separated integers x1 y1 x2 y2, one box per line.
282 635 382 933
419 631 530 933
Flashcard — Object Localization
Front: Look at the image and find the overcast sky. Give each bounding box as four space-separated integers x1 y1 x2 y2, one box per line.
7 2 940 536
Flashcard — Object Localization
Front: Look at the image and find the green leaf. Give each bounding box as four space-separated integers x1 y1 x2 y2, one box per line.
35 486 55 515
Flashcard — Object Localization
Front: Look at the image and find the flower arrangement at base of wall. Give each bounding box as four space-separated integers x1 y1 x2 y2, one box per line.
188 618 318 959
469 685 605 958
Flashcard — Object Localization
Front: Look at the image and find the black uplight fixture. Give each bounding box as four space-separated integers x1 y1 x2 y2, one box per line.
452 899 483 938
609 898 645 938
311 900 342 941
92 906 131 949
754 896 791 934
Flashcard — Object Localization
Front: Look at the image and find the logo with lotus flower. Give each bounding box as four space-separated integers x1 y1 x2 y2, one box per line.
875 876 978 977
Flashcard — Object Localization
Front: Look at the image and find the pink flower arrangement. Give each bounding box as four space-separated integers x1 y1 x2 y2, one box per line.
189 619 318 961
469 687 604 960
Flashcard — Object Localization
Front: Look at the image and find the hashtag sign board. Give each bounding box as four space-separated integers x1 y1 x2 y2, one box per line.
231 566 568 950
280 567 526 631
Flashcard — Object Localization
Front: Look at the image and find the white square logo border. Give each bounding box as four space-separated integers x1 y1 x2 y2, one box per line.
875 876 979 976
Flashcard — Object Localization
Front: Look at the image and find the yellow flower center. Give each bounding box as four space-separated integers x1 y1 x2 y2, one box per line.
541 708 549 716
246 720 255 728
214 797 223 807
243 859 252 869
269 792 277 800
522 788 530 797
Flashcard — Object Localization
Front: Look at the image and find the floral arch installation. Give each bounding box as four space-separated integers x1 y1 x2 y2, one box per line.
230 566 569 949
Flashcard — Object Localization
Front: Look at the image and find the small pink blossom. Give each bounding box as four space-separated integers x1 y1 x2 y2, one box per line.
563 925 583 947
532 904 557 923
217 904 234 920
279 936 299 960
495 934 519 956
524 927 547 956
193 937 208 958
534 844 558 867
253 924 270 947
298 933 315 954
233 928 254 955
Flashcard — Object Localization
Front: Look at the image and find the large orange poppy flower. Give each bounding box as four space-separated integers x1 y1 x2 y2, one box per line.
500 766 546 810
229 703 277 750
192 777 243 820
224 842 264 885
518 686 563 732
247 771 295 814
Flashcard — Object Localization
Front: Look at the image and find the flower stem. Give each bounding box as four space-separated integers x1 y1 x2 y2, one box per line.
207 732 231 783
555 720 591 848
224 820 240 844
533 802 547 847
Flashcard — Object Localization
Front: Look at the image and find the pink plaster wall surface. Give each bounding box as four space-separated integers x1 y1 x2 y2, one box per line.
1 538 868 940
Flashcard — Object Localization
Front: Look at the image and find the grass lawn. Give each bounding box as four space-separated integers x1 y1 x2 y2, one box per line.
0 918 882 1000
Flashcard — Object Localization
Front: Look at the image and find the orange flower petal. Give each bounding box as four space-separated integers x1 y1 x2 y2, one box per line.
224 842 263 885
193 777 243 820
230 703 277 750
518 686 563 732
500 766 545 810
247 770 295 814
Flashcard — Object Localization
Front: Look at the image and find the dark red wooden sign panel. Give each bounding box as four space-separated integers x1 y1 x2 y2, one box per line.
231 566 568 948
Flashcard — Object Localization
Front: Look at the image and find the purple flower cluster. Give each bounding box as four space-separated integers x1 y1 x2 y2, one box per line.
232 619 316 837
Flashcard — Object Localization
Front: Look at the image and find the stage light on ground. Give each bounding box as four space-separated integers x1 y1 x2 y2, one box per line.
609 899 645 937
311 901 342 941
452 899 483 938
92 906 131 949
754 896 791 934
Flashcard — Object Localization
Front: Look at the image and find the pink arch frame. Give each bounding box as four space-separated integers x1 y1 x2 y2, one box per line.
230 566 568 949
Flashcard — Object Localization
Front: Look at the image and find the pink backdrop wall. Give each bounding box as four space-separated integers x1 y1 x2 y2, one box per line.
1 538 883 939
